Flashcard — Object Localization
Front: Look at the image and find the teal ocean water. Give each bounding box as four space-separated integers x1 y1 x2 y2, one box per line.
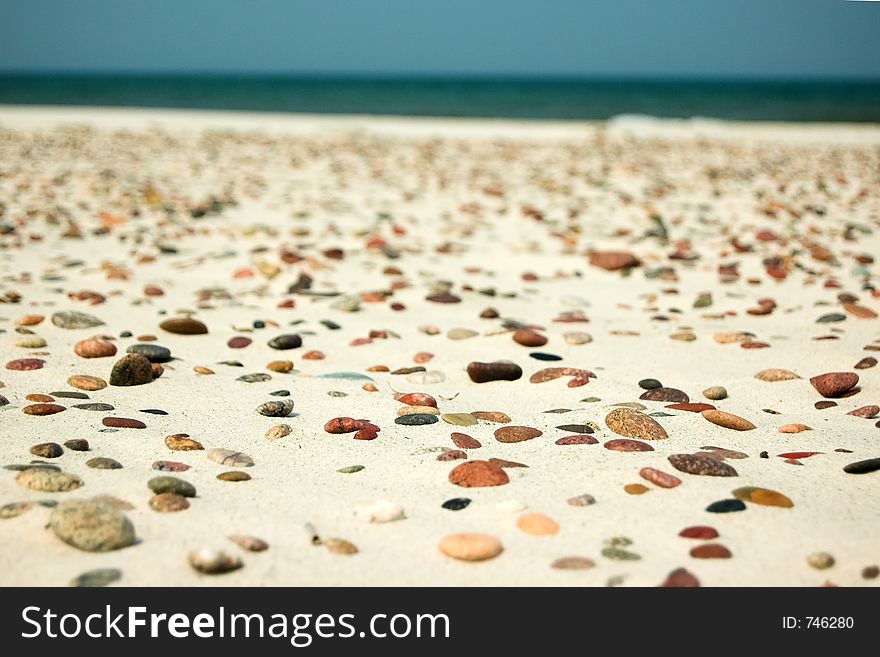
1 75 879 122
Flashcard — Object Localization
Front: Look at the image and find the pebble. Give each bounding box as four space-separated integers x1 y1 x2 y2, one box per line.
624 483 649 495
227 336 252 349
848 405 879 418
604 439 654 452
551 557 595 570
567 494 596 506
679 526 719 539
268 334 303 350
208 448 254 468
126 343 171 362
152 461 190 472
807 552 835 570
6 358 45 371
354 500 406 523
639 387 688 403
52 311 104 329
67 375 107 391
667 402 715 412
49 500 135 551
588 251 640 270
448 460 509 487
86 457 122 469
395 414 439 426
754 368 800 382
69 568 122 587
266 424 292 440
668 453 738 477
324 539 358 555
639 467 681 488
809 372 859 398
605 408 668 440
512 329 547 347
165 434 204 450
779 423 812 433
638 378 662 390
256 399 294 417
701 409 756 431
467 361 523 383
702 386 728 400
17 469 83 492
451 432 481 449
64 438 89 451
661 568 700 587
494 425 542 443
396 405 440 416
517 513 559 535
102 417 146 429
238 372 271 383
149 493 190 512
148 476 196 497
448 328 478 340
23 403 66 416
441 413 478 426
229 535 268 552
73 402 113 411
217 471 251 481
555 434 598 445
188 548 242 574
706 499 747 513
109 354 154 386
266 360 294 373
51 391 89 399
854 357 877 370
74 338 117 358
843 458 880 474
438 533 503 561
160 318 208 335
564 332 592 345
471 411 511 423
442 498 471 511
690 544 732 559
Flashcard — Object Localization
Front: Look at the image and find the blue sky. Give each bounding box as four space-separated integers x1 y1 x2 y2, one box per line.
1 0 878 78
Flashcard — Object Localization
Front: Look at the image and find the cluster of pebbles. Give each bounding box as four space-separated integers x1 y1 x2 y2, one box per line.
0 117 878 586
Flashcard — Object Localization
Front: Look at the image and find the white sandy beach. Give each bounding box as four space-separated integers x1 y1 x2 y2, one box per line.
0 106 878 587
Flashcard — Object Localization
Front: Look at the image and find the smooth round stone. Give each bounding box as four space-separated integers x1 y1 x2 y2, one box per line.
564 332 592 345
512 329 547 347
807 552 835 570
448 460 509 487
227 336 252 349
50 501 134 552
208 448 254 467
438 533 503 562
397 405 440 417
466 361 522 383
160 318 208 335
855 357 877 370
6 358 45 371
842 458 880 475
217 471 251 482
701 409 756 431
447 328 478 340
354 500 406 523
152 461 191 472
661 568 700 587
256 399 294 417
52 311 104 330
817 313 846 323
73 402 114 411
809 372 858 398
552 557 595 570
441 413 478 426
266 360 294 373
669 453 738 477
530 352 562 361
102 417 146 429
74 338 117 358
126 343 171 362
639 387 688 403
395 414 438 426
86 457 122 470
238 372 271 383
494 425 542 443
109 354 153 387
690 544 732 559
754 368 800 382
148 476 196 497
624 483 650 495
442 498 471 511
639 467 681 488
69 568 122 588
64 439 90 451
679 526 719 539
14 335 47 348
702 386 728 400
149 493 190 512
815 400 837 410
517 513 559 536
324 538 358 555
67 375 107 391
23 403 66 416
605 408 668 440
30 443 63 458
188 548 242 574
268 334 302 350
406 370 445 384
17 469 83 492
265 424 292 441
706 499 747 513
638 378 662 390
603 438 654 452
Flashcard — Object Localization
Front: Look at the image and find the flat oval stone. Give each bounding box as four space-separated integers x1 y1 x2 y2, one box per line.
732 487 793 507
64 438 90 451
86 457 122 470
109 354 153 386
238 372 271 383
73 402 114 411
705 499 747 513
605 408 668 440
551 557 595 570
494 425 542 443
68 375 107 391
23 403 66 416
448 460 509 487
207 448 254 468
438 533 503 561
701 409 755 431
188 548 242 574
666 402 715 413
690 544 732 559
848 405 879 419
471 411 511 423
451 432 481 449
447 328 478 340
256 399 294 417
441 413 478 426
555 434 598 445
588 251 640 271
639 378 663 390
567 494 596 506
843 458 880 474
148 476 196 497
6 358 45 371
17 469 83 492
69 568 122 588
51 391 89 399
217 471 251 482
517 513 559 535
442 498 471 511
52 311 104 329
661 568 700 587
779 423 812 433
102 417 146 429
149 493 190 512
679 526 719 539
702 386 728 400
529 352 563 361
160 318 208 335
227 336 252 349
639 467 681 488
30 443 63 458
809 372 858 398
604 439 654 452
755 368 800 382
265 424 292 441
228 535 268 551
75 338 117 358
512 329 548 347
396 405 440 417
152 461 191 472
266 360 294 373
639 387 688 403
395 414 439 426
50 500 134 552
126 343 172 362
855 357 877 370
466 361 522 383
668 453 738 477
268 334 302 350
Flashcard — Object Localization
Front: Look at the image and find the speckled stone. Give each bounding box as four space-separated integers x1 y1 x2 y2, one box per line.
49 500 135 552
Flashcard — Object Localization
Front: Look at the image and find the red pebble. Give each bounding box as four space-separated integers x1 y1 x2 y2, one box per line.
302 350 325 360
451 432 481 449
690 544 732 559
603 439 654 452
777 451 821 459
639 467 682 488
666 403 716 413
555 435 599 445
227 336 252 349
413 352 433 364
437 450 467 461
661 568 700 587
397 392 438 407
679 526 719 540
102 417 147 429
353 427 378 441
324 417 366 434
5 358 45 371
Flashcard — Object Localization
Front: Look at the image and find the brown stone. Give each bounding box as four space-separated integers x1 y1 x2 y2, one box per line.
67 375 106 391
30 442 63 458
266 360 294 373
754 368 800 382
471 411 511 423
604 438 654 452
494 425 542 443
512 329 547 347
451 432 481 449
160 317 208 334
639 387 689 403
701 409 756 431
668 453 738 477
74 338 117 359
588 251 640 271
102 417 146 429
467 361 523 383
438 533 503 561
23 403 66 416
149 493 190 512
690 544 732 559
809 372 858 398
639 467 681 488
848 405 879 419
448 460 509 487
165 434 204 451
517 513 559 535
605 408 668 440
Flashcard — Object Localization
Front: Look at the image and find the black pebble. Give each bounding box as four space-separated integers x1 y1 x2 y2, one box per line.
639 378 663 390
529 352 563 361
139 409 169 415
270 390 290 397
556 424 594 433
321 320 341 330
843 458 880 474
706 499 747 513
442 498 471 511
759 451 769 458
394 414 439 426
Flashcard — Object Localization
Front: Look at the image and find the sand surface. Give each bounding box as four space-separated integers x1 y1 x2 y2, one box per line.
0 106 878 587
